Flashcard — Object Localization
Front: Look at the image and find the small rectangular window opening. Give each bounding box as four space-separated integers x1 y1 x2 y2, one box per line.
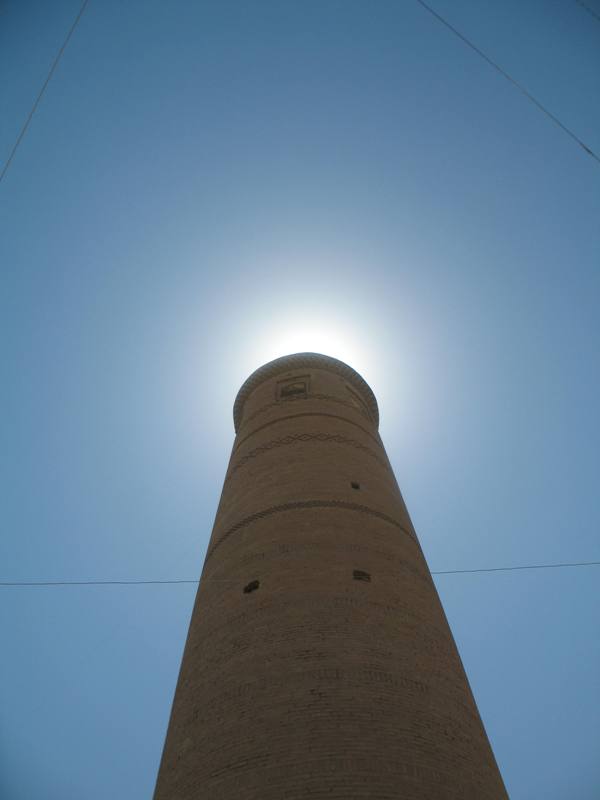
280 382 306 399
351 481 361 490
353 570 371 582
243 579 260 594
276 375 310 401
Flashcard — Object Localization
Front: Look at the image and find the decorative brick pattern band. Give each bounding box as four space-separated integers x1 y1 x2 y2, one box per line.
226 432 388 481
205 499 415 562
233 411 382 453
237 391 373 432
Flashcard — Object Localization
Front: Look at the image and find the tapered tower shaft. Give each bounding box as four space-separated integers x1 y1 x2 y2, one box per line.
154 353 507 799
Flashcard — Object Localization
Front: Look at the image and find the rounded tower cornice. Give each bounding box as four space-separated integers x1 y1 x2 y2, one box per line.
233 352 379 432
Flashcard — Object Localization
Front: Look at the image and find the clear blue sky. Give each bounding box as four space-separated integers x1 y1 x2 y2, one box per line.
1 1 599 797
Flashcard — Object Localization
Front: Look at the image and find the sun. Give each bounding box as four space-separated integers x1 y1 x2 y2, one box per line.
242 314 377 389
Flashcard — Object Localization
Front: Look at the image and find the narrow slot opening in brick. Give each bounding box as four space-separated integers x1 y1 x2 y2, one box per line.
353 570 371 582
351 481 361 490
243 579 260 594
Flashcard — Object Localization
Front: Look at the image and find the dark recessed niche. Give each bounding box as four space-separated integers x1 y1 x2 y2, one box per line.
243 579 260 594
277 375 310 401
351 481 361 490
353 570 371 582
280 382 306 398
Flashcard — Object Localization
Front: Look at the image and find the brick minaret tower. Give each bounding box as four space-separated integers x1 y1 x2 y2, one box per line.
154 352 507 798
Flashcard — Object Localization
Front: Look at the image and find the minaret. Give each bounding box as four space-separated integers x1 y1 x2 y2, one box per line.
154 353 507 799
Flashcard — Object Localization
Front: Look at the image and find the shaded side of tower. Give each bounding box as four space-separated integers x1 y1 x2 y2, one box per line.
154 353 507 800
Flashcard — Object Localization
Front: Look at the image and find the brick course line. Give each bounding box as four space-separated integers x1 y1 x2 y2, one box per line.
233 411 383 453
204 500 416 563
226 432 389 481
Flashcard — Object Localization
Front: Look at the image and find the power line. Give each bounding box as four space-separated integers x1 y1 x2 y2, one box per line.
1 560 599 587
414 0 600 165
0 579 198 588
575 0 600 24
0 0 90 185
432 560 600 575
2 0 596 185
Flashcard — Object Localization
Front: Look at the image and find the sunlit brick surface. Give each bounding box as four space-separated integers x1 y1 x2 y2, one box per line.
154 353 507 799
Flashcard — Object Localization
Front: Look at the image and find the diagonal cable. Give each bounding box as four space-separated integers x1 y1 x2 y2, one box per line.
0 0 90 184
414 0 600 165
1 560 599 587
431 560 600 575
575 0 600 24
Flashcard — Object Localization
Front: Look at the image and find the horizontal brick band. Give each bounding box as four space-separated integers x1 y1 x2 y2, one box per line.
233 411 383 453
237 391 375 432
204 500 415 563
226 432 389 481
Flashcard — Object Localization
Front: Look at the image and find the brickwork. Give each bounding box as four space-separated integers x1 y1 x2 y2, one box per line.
154 353 507 799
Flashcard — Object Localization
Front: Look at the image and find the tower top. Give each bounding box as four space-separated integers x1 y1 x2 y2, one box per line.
233 352 379 432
